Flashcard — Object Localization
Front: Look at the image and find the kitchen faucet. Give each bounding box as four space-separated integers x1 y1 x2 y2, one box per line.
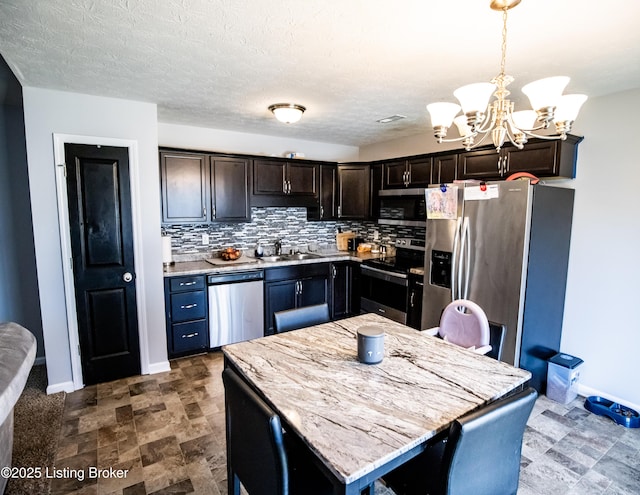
274 239 282 255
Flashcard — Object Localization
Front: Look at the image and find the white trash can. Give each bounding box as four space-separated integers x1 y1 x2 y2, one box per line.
547 353 583 404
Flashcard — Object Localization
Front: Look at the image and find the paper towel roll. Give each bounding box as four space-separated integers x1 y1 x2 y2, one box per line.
162 236 173 265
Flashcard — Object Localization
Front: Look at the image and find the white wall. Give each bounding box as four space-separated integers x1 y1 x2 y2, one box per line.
158 122 359 162
22 88 166 391
360 88 640 410
561 88 640 409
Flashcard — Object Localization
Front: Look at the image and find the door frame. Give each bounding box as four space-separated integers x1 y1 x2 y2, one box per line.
53 134 150 390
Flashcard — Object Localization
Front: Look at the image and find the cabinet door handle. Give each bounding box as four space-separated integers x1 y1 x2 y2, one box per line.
203 206 207 217
180 303 198 309
332 265 337 278
211 205 216 218
288 180 292 194
283 180 287 194
320 206 324 218
502 156 508 175
182 332 199 338
179 281 197 286
410 290 415 308
337 205 342 218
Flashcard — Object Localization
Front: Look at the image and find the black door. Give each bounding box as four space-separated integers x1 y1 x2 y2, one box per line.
65 144 141 385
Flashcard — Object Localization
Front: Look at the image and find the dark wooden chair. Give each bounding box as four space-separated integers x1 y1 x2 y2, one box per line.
274 303 330 333
487 321 506 361
222 367 333 495
382 387 537 495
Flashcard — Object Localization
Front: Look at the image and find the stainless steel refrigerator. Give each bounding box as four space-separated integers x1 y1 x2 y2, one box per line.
421 181 574 391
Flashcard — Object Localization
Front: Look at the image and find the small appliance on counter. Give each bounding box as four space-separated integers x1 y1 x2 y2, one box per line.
347 237 364 251
336 232 356 251
162 235 174 267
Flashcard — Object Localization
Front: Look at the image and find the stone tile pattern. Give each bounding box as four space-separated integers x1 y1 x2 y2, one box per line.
51 353 640 494
518 394 640 495
163 207 425 257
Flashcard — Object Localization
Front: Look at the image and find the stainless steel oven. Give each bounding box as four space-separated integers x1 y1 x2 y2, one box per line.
360 238 425 325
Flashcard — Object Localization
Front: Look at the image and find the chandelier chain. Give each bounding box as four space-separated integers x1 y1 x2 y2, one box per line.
500 8 508 78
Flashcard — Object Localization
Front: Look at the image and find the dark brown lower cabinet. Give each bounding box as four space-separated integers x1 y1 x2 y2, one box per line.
331 261 360 320
264 264 330 335
164 275 209 358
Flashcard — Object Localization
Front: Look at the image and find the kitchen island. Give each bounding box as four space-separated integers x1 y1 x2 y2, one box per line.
222 313 531 495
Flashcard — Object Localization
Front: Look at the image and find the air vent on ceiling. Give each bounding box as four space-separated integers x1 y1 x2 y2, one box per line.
376 115 406 124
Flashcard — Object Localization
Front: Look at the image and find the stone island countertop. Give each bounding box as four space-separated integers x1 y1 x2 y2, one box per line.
222 313 531 487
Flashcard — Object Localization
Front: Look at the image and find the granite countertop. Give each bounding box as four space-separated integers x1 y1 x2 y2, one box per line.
163 250 382 277
223 313 531 485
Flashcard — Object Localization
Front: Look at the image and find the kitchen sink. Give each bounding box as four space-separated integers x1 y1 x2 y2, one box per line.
257 253 323 263
283 253 322 260
258 255 286 262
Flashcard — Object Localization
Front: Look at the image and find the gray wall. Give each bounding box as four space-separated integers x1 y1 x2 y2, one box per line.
0 56 44 358
22 87 164 391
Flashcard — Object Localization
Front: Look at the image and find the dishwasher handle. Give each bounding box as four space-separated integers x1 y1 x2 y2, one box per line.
207 270 264 285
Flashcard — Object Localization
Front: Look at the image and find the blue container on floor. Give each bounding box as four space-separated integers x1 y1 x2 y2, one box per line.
584 396 640 428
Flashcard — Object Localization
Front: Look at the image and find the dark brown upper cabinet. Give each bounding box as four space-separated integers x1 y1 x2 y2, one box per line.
458 135 583 181
252 159 318 207
210 157 250 222
431 152 458 185
160 150 250 224
160 151 208 224
337 164 370 220
383 157 431 188
369 162 383 219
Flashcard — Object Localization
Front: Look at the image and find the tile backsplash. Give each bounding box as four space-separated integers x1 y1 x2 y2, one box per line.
163 207 425 261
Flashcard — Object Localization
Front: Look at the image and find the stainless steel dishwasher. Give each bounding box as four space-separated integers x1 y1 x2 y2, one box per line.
208 270 264 348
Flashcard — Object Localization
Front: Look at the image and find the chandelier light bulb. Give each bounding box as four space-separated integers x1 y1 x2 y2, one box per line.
454 82 496 115
554 94 588 123
426 102 461 129
521 76 570 112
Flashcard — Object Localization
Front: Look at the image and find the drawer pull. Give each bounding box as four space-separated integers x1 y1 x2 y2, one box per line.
180 303 198 309
182 332 199 339
180 281 197 286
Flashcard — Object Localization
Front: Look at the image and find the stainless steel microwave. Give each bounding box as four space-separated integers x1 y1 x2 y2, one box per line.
378 188 427 227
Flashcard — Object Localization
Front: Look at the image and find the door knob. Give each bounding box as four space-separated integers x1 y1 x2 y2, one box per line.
123 272 133 283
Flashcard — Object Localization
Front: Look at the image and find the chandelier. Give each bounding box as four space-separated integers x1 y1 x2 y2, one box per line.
426 0 587 153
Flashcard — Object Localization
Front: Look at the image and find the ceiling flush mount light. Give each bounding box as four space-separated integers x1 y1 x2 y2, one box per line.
427 0 587 152
269 103 306 124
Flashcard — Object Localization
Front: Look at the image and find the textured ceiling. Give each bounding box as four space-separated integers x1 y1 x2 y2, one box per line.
1 0 639 147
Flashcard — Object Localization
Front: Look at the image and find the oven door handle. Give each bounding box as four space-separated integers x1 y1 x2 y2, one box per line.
361 265 409 286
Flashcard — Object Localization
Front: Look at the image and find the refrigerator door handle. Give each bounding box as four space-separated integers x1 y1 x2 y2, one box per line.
459 216 469 300
451 216 463 302
462 216 471 300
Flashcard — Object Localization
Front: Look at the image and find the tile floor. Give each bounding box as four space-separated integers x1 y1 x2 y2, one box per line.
51 352 640 494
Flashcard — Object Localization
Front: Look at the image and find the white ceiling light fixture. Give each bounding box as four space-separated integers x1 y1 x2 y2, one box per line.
426 0 587 153
269 103 306 124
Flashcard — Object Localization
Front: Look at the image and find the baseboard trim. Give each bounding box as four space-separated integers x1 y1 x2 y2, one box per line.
577 384 640 413
147 361 171 375
47 381 75 395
